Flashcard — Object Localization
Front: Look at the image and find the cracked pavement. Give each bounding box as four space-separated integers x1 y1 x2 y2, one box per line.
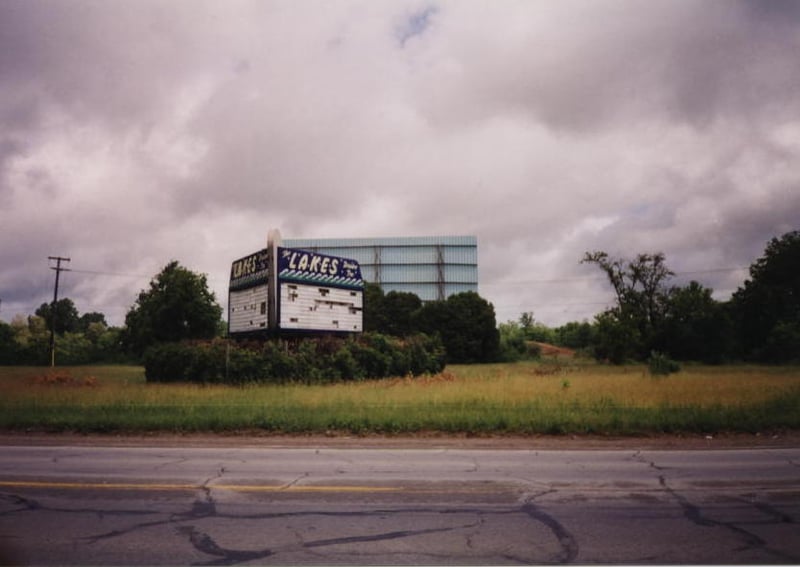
0 444 798 564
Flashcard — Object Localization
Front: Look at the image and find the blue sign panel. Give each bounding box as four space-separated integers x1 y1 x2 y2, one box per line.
277 247 363 290
229 248 269 291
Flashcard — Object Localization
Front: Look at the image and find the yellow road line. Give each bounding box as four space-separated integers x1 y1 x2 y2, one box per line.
220 484 401 493
0 480 401 493
0 480 198 491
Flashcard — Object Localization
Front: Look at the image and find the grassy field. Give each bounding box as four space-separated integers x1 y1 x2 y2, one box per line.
1 361 799 435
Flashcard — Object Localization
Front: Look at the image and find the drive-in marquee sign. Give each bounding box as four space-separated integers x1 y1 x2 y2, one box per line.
229 248 269 291
277 247 363 289
228 234 363 336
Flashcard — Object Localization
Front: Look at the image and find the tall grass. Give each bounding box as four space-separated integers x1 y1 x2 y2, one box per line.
1 362 798 435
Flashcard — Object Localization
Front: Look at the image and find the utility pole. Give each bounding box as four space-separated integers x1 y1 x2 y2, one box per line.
48 256 70 367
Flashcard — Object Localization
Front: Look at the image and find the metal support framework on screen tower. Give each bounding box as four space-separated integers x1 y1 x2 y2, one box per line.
373 245 382 285
435 244 445 301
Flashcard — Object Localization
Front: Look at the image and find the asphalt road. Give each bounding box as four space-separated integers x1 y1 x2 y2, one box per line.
1 442 799 564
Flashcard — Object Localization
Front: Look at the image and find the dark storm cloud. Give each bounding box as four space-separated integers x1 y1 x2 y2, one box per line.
0 0 798 326
419 1 800 133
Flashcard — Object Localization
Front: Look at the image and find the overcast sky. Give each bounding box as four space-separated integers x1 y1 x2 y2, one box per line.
1 0 798 328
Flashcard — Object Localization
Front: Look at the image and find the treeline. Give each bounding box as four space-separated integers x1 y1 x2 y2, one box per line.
512 230 800 365
369 231 800 366
0 261 225 366
0 299 126 365
0 260 500 370
1 230 796 369
364 288 501 363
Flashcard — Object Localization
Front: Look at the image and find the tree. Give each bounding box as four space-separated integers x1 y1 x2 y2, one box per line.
364 283 500 363
8 315 49 364
657 281 733 363
518 313 555 344
583 251 674 360
381 291 423 337
415 291 500 363
592 309 642 364
78 312 107 333
498 320 533 361
363 286 424 337
555 320 595 350
56 332 94 365
731 231 800 362
95 326 125 362
583 251 673 335
519 312 535 332
123 261 223 355
0 321 18 364
362 282 387 333
35 298 80 335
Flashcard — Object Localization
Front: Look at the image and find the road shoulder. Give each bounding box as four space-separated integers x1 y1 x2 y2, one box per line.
1 430 798 450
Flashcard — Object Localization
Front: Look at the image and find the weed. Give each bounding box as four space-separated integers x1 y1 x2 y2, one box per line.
648 351 681 376
534 364 563 376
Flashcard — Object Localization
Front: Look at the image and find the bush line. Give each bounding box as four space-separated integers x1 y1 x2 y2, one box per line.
142 333 446 384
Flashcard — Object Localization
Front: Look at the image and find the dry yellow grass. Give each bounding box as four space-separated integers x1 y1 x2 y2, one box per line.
1 362 798 434
445 362 800 408
3 362 798 409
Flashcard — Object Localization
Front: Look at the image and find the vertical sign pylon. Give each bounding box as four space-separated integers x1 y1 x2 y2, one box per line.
267 229 281 331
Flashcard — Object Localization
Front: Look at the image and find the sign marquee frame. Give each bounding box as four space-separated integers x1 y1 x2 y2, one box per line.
228 233 364 337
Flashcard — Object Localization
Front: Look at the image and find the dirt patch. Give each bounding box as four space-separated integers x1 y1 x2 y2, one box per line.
27 370 98 388
532 342 576 358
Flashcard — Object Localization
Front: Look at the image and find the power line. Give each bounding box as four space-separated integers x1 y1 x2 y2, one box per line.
672 267 749 276
69 268 227 284
482 276 605 286
68 268 152 279
482 266 748 287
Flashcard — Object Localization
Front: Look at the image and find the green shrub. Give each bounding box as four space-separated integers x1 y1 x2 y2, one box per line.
55 332 94 365
143 332 445 384
332 347 363 381
498 321 528 362
346 340 390 378
260 341 294 381
404 333 446 375
526 342 542 359
648 351 681 376
144 342 193 382
293 340 323 382
227 347 265 383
